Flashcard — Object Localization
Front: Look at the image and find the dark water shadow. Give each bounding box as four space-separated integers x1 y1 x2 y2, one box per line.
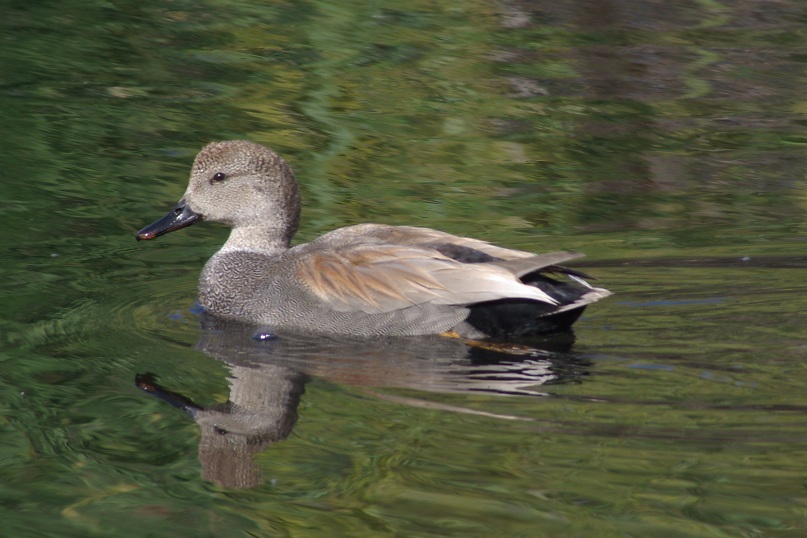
137 315 590 488
576 255 807 270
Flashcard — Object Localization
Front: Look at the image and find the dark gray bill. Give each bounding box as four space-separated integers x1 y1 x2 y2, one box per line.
135 198 201 240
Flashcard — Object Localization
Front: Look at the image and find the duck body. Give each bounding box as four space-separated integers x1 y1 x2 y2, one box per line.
137 141 610 338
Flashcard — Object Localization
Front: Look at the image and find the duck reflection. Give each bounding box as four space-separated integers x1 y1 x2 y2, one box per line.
137 314 590 488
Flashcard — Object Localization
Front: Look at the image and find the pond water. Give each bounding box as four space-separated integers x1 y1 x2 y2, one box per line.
3 0 807 536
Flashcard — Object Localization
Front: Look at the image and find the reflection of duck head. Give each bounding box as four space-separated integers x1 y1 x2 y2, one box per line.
137 364 305 489
195 364 304 489
138 314 590 488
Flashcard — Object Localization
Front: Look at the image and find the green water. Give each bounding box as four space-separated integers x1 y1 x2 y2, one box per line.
3 0 807 536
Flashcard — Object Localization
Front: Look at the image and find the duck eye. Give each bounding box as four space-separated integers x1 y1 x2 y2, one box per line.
212 172 226 182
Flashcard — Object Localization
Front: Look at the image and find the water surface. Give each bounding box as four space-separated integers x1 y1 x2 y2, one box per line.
3 0 807 536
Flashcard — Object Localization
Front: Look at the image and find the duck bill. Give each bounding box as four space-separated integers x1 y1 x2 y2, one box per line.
136 199 202 240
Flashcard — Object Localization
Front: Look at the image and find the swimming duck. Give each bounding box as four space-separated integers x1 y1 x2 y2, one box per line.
136 141 610 338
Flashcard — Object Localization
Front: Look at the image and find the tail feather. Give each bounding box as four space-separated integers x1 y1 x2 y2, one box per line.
544 287 611 316
492 252 585 278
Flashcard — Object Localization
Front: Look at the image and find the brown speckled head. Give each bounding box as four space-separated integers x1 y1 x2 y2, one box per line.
184 141 301 246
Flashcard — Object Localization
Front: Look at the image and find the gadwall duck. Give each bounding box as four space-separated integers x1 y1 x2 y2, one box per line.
136 141 610 338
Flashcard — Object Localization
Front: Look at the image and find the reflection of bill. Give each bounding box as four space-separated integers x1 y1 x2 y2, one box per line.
137 315 590 488
137 367 302 489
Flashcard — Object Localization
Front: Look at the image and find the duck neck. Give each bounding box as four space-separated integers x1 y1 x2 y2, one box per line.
221 226 291 256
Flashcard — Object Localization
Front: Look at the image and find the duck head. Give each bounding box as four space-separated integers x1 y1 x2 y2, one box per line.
136 141 301 249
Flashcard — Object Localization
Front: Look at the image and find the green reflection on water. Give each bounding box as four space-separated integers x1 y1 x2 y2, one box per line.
3 0 807 536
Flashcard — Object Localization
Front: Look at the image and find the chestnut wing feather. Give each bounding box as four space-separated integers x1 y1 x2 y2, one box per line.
295 244 559 314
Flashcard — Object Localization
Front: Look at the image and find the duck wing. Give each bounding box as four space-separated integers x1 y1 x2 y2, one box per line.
327 224 539 261
292 244 571 315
